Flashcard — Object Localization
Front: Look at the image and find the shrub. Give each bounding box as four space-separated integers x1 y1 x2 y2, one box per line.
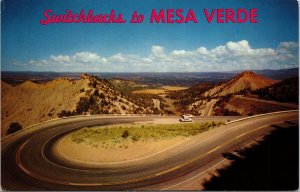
76 97 90 113
7 122 23 135
132 135 140 142
99 93 105 99
121 105 126 110
122 130 129 138
57 110 76 117
93 89 98 97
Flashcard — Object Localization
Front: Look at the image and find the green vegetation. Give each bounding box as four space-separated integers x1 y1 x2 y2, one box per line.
108 78 158 95
109 78 171 114
168 83 215 114
214 107 241 116
70 122 223 148
252 77 299 104
57 76 172 117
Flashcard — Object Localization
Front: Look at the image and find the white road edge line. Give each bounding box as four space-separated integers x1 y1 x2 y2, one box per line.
162 159 227 190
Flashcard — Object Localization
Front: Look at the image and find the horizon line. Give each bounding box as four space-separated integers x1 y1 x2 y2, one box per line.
1 67 298 74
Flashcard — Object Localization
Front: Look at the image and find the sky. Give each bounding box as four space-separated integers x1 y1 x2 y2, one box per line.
1 0 299 72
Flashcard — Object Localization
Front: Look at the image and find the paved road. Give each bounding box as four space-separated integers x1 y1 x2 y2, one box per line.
1 112 298 190
201 99 218 116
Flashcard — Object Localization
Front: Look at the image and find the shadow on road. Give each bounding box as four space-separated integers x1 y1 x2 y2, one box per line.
202 125 299 190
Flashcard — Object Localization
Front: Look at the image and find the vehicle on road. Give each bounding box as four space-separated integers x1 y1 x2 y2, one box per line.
179 115 193 122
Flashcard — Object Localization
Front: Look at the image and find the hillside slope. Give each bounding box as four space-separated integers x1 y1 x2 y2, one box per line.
167 83 214 114
252 77 298 103
1 74 158 137
203 71 278 97
213 76 299 116
170 71 280 116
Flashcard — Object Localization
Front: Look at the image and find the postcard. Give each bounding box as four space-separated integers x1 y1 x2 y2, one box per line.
1 0 299 190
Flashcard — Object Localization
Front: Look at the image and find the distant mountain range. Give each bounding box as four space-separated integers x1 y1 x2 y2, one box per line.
2 68 298 86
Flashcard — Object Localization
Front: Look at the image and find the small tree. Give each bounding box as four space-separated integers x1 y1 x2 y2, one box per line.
122 130 129 138
7 122 23 135
93 89 100 97
76 97 90 114
121 105 126 110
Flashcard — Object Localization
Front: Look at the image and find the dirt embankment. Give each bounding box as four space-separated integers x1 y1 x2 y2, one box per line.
55 134 186 165
224 95 297 116
53 121 222 167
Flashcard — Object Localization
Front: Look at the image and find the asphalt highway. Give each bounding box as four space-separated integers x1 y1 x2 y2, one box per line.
1 112 298 190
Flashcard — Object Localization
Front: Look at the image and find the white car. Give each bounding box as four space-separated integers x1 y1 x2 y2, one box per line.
179 117 193 122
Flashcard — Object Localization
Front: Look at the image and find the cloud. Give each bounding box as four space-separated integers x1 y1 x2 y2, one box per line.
14 40 298 72
50 55 70 62
277 42 298 55
151 45 166 58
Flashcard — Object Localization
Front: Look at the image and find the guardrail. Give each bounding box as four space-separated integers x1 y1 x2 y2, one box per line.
225 110 299 125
